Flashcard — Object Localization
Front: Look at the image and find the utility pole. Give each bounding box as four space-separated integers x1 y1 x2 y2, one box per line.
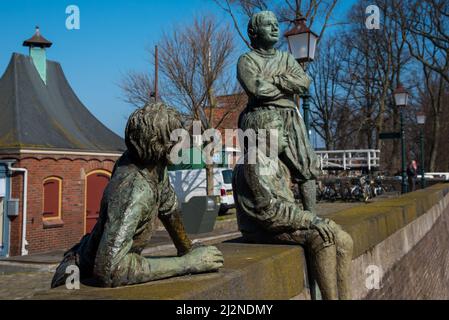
154 45 159 102
206 46 215 196
420 128 425 189
400 109 408 194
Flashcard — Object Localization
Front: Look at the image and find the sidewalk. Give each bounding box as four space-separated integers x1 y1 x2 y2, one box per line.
0 216 240 266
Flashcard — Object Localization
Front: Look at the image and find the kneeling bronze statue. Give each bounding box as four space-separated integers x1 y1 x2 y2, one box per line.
51 103 223 288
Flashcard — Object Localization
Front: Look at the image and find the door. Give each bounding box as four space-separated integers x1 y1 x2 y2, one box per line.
85 171 110 234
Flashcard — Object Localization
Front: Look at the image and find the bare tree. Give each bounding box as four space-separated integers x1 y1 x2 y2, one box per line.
119 71 155 108
309 37 356 149
119 15 238 195
395 0 449 171
414 73 449 172
416 64 448 171
399 0 449 84
158 16 238 194
316 0 413 172
214 0 339 49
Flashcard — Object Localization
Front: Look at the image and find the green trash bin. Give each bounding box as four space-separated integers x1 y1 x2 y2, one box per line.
180 196 220 234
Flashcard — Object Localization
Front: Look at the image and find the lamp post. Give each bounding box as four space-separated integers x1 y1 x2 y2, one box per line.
416 112 426 189
284 14 318 138
394 84 410 194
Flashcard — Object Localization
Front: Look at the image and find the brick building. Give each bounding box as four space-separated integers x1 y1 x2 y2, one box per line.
0 28 125 257
210 93 247 131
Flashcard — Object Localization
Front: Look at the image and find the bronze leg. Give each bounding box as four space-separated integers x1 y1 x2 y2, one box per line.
334 228 354 299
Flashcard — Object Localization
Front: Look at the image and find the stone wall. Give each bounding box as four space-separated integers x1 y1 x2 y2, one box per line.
364 190 449 299
322 183 449 299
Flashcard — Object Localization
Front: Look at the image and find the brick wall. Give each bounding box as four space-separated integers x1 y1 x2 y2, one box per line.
366 201 449 299
4 153 119 256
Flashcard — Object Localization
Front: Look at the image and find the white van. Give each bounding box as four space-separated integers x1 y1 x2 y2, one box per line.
168 168 235 214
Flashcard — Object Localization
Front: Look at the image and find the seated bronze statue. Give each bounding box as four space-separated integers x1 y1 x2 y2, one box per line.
51 103 224 288
233 109 353 300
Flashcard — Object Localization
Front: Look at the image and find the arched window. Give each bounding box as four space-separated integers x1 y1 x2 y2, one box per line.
43 177 62 220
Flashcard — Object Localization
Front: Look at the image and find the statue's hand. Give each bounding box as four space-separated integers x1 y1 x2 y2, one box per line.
184 245 224 274
311 218 335 245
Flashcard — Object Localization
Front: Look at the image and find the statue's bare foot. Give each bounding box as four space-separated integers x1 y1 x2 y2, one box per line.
185 245 224 274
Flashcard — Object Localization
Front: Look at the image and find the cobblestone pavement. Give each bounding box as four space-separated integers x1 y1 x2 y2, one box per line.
0 193 398 300
0 270 54 300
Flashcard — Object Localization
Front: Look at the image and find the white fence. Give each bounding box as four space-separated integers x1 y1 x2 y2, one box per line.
316 149 381 171
424 173 449 180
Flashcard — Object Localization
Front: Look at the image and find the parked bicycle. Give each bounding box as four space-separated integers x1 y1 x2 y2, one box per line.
316 174 400 203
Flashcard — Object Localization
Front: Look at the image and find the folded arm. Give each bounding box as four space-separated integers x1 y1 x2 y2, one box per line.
272 54 311 95
237 55 284 101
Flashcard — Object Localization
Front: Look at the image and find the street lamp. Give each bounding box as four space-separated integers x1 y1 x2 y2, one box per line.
284 13 319 138
394 84 410 194
416 112 426 189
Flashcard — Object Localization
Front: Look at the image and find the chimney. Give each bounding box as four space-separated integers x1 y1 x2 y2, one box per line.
23 26 53 84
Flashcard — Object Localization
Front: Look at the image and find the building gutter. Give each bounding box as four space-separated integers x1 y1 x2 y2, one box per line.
6 162 28 256
18 149 123 157
0 148 123 158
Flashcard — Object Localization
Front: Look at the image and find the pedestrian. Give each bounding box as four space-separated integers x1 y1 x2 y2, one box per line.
407 160 418 192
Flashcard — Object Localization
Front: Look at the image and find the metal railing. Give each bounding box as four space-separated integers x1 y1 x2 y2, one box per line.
316 149 381 171
423 173 449 180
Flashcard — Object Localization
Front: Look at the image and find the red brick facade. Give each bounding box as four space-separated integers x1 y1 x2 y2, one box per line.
2 152 120 256
205 93 247 132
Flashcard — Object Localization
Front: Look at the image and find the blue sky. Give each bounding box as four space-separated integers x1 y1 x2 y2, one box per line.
0 0 356 137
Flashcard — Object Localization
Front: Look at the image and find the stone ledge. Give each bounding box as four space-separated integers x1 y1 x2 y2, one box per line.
32 243 305 300
327 183 449 257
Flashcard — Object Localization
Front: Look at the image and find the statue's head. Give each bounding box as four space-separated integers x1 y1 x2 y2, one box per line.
125 102 182 164
239 109 288 155
248 11 280 49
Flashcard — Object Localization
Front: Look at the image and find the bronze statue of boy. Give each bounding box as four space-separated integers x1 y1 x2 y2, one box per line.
51 103 223 288
234 11 353 300
237 10 319 208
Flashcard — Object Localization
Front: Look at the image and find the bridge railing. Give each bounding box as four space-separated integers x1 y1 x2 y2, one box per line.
316 149 381 171
423 173 449 180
